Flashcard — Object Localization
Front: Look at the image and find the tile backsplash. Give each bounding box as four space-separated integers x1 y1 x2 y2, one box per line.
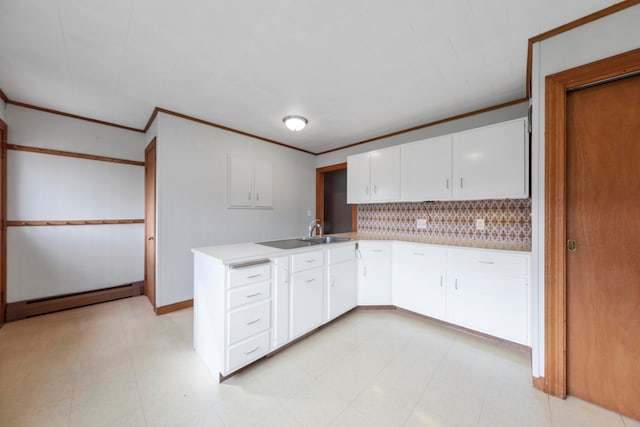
357 199 531 249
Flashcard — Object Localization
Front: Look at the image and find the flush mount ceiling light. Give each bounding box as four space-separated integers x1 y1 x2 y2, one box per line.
283 115 308 132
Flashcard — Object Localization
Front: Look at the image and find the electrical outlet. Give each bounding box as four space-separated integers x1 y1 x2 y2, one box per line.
416 219 428 229
475 218 486 231
307 210 311 217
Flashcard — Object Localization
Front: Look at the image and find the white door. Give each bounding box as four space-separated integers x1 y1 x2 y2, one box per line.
328 260 357 320
254 161 273 208
452 118 528 200
347 152 371 203
401 135 453 201
227 155 253 207
392 243 447 319
290 267 324 339
357 242 392 305
370 146 401 202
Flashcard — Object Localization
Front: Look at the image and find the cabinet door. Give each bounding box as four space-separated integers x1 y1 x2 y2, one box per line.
272 256 290 350
392 243 446 319
254 161 273 208
347 152 371 203
227 155 253 208
371 146 401 202
290 267 324 339
357 242 392 305
401 135 452 201
328 259 357 320
452 118 528 200
447 272 528 345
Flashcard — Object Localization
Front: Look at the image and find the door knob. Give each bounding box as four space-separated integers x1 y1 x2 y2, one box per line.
567 240 576 252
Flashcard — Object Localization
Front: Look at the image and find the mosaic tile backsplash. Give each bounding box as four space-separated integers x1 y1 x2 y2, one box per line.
357 199 531 250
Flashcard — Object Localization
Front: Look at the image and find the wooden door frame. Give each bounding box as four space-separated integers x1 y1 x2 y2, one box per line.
0 118 6 325
316 163 357 233
544 48 640 397
144 138 156 309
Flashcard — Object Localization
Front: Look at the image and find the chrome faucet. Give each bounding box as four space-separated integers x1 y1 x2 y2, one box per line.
308 219 323 239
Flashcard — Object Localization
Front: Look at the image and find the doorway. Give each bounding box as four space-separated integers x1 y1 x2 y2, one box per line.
0 118 6 325
316 163 356 234
544 48 640 419
144 138 156 310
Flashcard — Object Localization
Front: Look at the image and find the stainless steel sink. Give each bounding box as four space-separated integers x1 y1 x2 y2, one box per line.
256 236 352 249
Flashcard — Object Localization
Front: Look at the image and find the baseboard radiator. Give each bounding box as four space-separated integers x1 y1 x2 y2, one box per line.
5 281 144 322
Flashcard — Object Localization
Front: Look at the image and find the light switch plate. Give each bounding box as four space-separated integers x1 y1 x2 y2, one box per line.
416 219 428 229
475 218 486 231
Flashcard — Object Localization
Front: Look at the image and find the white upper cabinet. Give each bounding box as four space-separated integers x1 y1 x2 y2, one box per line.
401 135 453 201
347 147 401 203
227 155 273 209
452 118 528 200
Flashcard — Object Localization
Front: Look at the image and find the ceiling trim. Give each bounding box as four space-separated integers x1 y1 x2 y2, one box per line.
0 88 8 103
7 144 145 167
315 98 529 155
6 99 145 133
525 0 640 97
148 107 316 155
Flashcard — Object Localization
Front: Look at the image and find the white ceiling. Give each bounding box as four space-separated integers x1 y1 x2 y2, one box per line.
0 0 619 153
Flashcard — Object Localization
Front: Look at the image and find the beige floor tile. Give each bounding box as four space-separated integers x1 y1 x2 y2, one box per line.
2 398 72 427
549 395 626 427
623 415 640 427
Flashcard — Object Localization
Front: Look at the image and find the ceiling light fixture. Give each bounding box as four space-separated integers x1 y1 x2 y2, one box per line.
283 115 308 132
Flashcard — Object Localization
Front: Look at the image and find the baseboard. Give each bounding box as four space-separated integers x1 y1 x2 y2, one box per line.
5 281 143 321
356 305 396 310
532 376 545 391
156 299 193 315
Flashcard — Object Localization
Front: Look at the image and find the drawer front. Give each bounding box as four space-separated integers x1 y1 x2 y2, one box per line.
291 250 323 273
228 281 271 309
227 300 271 345
450 249 528 277
228 263 271 289
328 243 356 265
226 330 270 373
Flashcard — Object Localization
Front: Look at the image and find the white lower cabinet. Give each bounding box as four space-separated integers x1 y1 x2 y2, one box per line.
357 241 392 305
446 248 529 345
290 250 324 339
272 256 290 350
392 242 447 320
327 244 358 321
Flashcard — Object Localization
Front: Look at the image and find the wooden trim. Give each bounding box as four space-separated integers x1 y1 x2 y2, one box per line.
6 100 144 133
143 108 159 133
544 48 640 398
526 0 640 98
316 162 357 233
7 144 145 166
533 376 546 391
316 98 528 155
0 118 6 325
7 219 143 227
0 88 8 103
5 281 143 321
155 299 193 315
356 305 396 311
152 107 316 155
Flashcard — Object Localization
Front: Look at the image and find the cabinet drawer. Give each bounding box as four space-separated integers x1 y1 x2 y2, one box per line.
449 249 528 277
226 330 270 373
328 244 356 264
227 300 271 345
291 250 323 273
228 281 271 309
228 263 271 289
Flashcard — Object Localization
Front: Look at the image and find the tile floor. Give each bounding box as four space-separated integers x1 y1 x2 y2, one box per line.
0 296 638 427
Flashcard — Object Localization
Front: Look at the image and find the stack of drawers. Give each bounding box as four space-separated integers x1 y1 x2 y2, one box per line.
225 262 272 373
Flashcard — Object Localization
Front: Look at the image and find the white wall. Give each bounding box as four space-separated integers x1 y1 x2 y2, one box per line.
155 113 316 307
316 101 529 167
5 105 146 302
530 4 640 377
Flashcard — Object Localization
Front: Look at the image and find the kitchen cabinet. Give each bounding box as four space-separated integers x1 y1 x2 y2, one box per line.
227 155 273 208
290 250 324 339
193 254 272 379
347 146 401 203
272 256 290 350
392 242 447 319
326 243 358 321
401 135 453 201
446 248 529 345
452 118 528 200
357 241 392 305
